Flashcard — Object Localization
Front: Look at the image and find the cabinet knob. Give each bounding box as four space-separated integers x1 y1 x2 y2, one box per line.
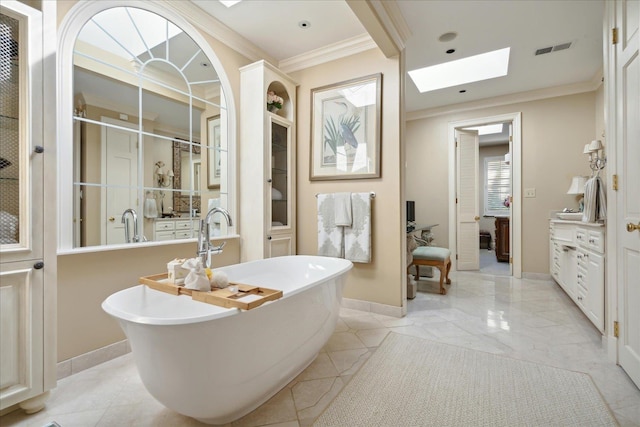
267 178 272 183
108 216 115 222
267 236 272 240
34 145 44 154
33 262 44 270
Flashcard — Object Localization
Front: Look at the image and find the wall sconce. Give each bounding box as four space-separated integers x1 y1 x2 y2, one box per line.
584 139 606 173
155 161 174 188
567 175 587 212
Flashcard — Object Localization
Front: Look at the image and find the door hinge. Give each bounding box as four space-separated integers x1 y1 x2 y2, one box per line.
612 174 618 191
612 28 618 45
509 257 513 264
614 321 619 338
456 197 458 204
509 135 513 142
456 254 458 260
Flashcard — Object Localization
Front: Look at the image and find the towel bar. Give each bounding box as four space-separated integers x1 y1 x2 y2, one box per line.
315 192 375 199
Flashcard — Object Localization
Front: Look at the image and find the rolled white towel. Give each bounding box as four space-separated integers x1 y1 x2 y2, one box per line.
210 270 229 289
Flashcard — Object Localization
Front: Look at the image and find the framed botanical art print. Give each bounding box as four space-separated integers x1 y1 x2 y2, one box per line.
310 73 382 180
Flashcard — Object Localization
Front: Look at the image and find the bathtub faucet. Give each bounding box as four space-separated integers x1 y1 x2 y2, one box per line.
121 208 145 243
197 207 233 268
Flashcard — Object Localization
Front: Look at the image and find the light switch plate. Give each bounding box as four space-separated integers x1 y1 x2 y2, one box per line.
524 188 536 198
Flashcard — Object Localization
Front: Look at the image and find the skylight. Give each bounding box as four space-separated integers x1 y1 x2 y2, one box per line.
464 123 504 135
408 47 511 93
219 0 242 7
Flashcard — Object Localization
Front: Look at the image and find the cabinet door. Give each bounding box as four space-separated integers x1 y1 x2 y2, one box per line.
0 261 44 409
0 3 44 264
586 251 605 331
269 118 291 230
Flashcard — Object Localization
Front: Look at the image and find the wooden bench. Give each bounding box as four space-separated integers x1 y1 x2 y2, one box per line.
409 246 452 295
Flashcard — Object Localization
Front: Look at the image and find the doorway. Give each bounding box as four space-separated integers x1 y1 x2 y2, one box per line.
448 113 522 278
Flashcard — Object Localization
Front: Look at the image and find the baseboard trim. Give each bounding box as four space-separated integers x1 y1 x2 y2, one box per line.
57 339 130 380
341 297 406 318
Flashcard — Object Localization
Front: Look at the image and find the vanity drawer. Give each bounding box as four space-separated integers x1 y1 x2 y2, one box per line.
175 230 194 239
586 228 604 253
155 230 175 241
175 220 192 230
552 222 576 245
155 221 175 231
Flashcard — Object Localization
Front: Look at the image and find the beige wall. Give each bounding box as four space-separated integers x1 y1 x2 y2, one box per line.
406 91 598 274
56 1 252 361
290 49 405 308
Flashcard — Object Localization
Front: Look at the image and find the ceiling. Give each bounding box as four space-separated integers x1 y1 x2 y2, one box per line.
190 0 605 114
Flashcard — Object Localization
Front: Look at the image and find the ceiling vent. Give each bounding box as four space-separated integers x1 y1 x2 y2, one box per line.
535 42 572 56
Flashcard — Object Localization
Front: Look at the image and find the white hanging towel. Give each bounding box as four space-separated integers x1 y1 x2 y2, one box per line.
344 192 372 263
582 176 606 223
334 192 352 226
144 196 158 218
317 193 343 257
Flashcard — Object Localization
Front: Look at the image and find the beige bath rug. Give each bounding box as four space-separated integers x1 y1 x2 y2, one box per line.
314 332 617 426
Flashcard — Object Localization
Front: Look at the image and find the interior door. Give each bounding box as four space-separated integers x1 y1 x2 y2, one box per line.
456 129 480 270
100 117 138 245
616 0 640 388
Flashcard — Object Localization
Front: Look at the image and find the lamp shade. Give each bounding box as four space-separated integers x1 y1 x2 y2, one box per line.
588 139 603 152
567 176 587 194
583 143 592 154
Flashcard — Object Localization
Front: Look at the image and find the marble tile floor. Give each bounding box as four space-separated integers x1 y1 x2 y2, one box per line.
2 271 639 427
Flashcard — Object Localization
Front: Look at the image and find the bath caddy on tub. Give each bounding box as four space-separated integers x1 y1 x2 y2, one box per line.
139 273 283 310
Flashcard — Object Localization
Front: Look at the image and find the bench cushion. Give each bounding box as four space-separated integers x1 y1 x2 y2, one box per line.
412 246 451 262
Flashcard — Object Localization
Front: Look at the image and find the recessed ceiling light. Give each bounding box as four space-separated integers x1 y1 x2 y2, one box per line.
298 20 311 29
219 0 242 7
438 32 457 42
408 47 511 93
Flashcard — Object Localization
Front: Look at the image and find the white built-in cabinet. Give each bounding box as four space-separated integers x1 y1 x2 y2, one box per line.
549 220 605 332
239 61 297 261
153 218 199 241
0 1 56 414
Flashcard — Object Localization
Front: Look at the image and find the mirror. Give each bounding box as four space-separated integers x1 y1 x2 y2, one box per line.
70 6 230 248
173 139 201 213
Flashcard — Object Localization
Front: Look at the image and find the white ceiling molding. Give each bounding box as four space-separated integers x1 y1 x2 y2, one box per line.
160 0 278 65
279 34 377 74
346 0 401 58
406 79 603 121
368 0 411 52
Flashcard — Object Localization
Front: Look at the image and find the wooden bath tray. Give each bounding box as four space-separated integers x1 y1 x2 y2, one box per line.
139 274 282 310
139 273 194 296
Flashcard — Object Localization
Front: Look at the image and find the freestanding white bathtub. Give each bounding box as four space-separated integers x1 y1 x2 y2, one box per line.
102 255 352 424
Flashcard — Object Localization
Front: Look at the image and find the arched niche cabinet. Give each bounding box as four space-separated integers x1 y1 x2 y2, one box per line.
239 61 297 261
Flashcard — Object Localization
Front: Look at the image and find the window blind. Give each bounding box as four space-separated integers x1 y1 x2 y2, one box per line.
484 156 511 216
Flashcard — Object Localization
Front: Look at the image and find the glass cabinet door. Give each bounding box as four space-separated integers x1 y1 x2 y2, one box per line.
270 119 290 228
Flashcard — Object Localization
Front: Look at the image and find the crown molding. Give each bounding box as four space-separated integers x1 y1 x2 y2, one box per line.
368 0 411 52
279 34 377 74
406 79 603 121
159 0 278 65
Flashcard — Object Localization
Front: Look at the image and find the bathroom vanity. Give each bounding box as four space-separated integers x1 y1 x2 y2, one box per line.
549 219 605 332
153 218 200 241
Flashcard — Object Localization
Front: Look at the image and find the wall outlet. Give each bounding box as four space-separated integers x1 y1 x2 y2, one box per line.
524 188 536 198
